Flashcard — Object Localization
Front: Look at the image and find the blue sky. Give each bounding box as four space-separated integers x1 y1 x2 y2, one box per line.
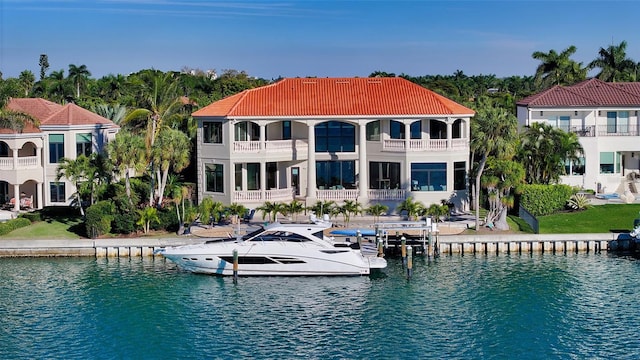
1 0 639 80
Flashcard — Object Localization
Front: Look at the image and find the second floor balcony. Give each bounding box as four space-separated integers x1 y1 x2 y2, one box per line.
0 156 40 170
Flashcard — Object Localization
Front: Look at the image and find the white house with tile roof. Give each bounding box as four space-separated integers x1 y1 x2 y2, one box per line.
192 77 475 212
516 78 640 198
0 98 119 211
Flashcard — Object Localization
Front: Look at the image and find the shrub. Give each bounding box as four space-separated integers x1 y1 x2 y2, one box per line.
520 184 574 216
19 212 41 222
85 201 115 238
0 217 32 236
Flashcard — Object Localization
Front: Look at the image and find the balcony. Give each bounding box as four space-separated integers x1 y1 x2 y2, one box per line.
382 138 468 152
233 139 309 153
233 188 295 202
596 124 640 136
316 189 359 201
0 156 40 170
368 189 406 201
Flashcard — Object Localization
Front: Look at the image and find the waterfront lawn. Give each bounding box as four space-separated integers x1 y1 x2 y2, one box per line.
0 217 84 240
538 204 640 234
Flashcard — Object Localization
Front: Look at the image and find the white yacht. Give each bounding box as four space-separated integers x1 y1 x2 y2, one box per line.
157 221 387 276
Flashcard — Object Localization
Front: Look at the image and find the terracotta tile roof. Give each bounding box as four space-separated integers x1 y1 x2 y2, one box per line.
193 77 475 118
517 78 640 107
3 98 117 133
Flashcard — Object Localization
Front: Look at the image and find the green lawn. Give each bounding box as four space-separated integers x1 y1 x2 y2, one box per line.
538 204 640 234
0 217 84 240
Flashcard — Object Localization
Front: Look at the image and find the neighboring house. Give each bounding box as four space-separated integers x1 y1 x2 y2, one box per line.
193 77 475 212
0 98 119 211
516 78 640 196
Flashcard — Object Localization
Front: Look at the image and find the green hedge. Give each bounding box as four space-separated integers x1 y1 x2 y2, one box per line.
520 184 574 217
0 217 33 236
85 201 115 238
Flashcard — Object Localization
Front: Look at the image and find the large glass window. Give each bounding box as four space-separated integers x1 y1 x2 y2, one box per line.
454 161 466 190
410 121 421 139
76 133 92 157
49 134 65 163
234 163 242 191
369 162 401 189
411 163 447 191
50 182 66 202
366 121 380 141
316 161 355 189
203 122 222 144
565 157 585 176
267 162 277 189
390 120 404 139
247 163 260 190
315 121 355 152
0 142 9 157
599 152 621 174
205 164 224 192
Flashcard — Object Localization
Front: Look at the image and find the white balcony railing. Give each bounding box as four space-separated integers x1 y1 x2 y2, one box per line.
234 139 309 154
382 138 467 152
316 189 359 201
233 188 294 202
0 156 39 170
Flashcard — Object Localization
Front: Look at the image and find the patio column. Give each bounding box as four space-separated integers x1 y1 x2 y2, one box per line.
259 124 265 151
358 123 368 201
447 120 453 149
37 182 43 210
36 146 42 167
12 146 18 169
306 123 316 200
12 184 19 211
404 122 411 150
260 161 266 201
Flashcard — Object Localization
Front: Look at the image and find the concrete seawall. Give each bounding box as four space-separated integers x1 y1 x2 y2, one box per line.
0 233 630 257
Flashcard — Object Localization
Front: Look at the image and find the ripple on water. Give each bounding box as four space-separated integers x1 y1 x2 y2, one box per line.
1 254 640 359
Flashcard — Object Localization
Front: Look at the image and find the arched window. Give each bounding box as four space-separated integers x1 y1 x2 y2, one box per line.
429 120 447 139
453 119 464 138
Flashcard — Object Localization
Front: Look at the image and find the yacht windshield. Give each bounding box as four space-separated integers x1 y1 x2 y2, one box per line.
249 230 312 242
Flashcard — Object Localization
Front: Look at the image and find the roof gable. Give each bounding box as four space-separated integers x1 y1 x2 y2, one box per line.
193 77 475 117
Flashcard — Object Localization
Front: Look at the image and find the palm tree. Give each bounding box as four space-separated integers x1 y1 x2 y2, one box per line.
107 131 147 205
137 206 160 234
532 46 587 89
307 200 335 219
517 123 583 184
256 201 279 223
151 128 191 206
68 64 91 98
0 105 39 133
366 203 389 223
470 97 519 231
93 103 127 125
285 199 305 222
56 155 91 216
396 197 424 221
589 40 637 82
339 200 362 227
46 69 72 103
18 70 35 96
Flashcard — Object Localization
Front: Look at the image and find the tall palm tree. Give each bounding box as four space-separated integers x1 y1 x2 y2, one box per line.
151 128 191 206
589 40 637 82
470 97 519 231
107 131 147 205
532 46 587 89
68 64 92 98
18 70 35 96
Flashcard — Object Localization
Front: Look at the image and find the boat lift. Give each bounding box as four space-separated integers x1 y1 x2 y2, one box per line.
373 219 439 257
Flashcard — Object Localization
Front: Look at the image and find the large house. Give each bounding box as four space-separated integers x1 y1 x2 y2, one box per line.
0 98 119 211
516 78 640 197
193 77 475 212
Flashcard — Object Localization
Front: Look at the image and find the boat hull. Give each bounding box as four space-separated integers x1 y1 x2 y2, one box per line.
159 241 385 276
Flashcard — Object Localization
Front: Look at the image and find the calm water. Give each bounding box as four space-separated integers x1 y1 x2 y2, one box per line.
1 253 640 359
